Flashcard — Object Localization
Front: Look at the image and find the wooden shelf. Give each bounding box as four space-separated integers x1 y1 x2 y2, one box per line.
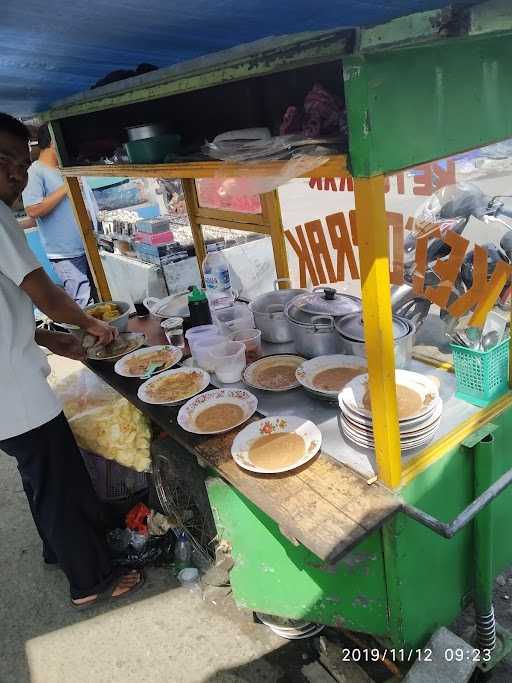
60 155 349 180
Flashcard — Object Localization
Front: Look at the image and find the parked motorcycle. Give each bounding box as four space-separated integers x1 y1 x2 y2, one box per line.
391 183 512 328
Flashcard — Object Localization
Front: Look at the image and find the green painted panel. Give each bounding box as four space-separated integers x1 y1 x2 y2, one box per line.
207 477 389 636
344 32 512 176
394 405 512 649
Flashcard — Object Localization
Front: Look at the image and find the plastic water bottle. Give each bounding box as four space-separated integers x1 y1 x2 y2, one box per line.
174 531 192 572
202 244 234 310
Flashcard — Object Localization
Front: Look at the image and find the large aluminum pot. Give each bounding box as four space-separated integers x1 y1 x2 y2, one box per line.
284 287 362 358
335 313 415 368
249 279 308 343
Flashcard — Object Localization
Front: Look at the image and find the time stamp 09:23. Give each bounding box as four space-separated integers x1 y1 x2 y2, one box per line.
340 648 492 664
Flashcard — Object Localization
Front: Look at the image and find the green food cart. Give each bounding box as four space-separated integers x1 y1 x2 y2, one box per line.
43 2 512 672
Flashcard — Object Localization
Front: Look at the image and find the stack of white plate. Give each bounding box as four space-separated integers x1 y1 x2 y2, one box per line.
339 370 442 451
255 613 325 640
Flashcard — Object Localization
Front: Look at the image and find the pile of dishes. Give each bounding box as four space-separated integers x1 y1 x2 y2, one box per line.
339 370 442 451
295 355 367 402
255 613 324 640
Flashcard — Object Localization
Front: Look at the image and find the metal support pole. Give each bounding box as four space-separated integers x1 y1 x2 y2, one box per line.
473 433 497 651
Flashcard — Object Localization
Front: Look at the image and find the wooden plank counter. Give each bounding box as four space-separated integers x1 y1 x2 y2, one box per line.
86 347 399 563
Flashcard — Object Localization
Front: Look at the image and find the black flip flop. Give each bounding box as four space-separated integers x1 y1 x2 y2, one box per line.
70 569 145 611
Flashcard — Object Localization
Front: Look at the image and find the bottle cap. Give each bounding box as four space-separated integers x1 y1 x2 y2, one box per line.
188 286 207 303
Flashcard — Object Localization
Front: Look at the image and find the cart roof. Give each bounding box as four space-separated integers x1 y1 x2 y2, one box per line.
4 0 477 118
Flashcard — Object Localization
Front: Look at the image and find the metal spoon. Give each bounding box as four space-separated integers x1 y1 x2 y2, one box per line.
465 326 482 349
481 330 500 351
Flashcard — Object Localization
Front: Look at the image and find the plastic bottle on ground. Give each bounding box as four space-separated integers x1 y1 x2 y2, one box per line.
174 531 192 572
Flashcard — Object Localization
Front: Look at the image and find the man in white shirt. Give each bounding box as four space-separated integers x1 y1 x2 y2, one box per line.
0 113 143 607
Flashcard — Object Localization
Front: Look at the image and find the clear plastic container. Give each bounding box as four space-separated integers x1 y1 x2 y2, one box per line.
177 567 202 596
161 317 185 348
202 244 234 310
213 302 254 336
230 328 262 364
185 325 223 371
209 341 246 383
190 335 223 371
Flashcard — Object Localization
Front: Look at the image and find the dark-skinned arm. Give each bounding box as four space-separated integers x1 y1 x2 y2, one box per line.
34 329 86 360
25 186 67 218
22 268 115 344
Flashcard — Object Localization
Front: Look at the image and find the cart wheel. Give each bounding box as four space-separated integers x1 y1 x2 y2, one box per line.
151 439 217 564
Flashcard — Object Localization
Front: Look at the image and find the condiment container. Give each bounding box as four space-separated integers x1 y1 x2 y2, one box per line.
230 328 262 364
188 286 212 326
209 341 246 383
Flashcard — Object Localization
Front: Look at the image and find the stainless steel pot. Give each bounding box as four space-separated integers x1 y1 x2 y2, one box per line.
249 279 308 343
285 287 362 358
335 313 415 368
126 123 172 141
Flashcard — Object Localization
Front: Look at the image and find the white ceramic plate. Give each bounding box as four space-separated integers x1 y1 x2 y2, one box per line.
114 345 182 378
340 395 442 434
295 355 367 398
269 624 325 640
340 370 440 421
341 414 441 444
137 367 210 405
243 355 305 392
177 388 258 434
231 415 321 474
87 333 146 361
341 417 440 451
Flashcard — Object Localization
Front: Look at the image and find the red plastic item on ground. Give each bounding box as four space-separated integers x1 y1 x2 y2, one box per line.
125 502 151 535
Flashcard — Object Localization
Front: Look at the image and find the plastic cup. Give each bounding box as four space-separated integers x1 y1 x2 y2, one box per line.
161 317 184 347
177 567 201 596
209 341 246 383
230 328 262 364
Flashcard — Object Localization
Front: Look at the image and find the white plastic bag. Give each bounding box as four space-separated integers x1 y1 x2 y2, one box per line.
53 368 151 472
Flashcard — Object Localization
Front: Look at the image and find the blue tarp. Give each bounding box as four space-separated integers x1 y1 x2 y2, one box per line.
2 1 476 117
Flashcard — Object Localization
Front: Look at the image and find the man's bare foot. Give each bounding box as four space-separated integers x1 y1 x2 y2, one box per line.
72 570 143 607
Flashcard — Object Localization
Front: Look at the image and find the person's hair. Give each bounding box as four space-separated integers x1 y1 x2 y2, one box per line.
37 124 52 150
0 112 30 143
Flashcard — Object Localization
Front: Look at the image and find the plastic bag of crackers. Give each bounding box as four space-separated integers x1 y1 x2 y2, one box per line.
52 367 151 472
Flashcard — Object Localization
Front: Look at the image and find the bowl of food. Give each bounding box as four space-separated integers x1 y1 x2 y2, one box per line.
177 388 258 434
84 301 131 332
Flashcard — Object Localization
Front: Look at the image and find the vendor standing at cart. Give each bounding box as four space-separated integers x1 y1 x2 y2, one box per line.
22 124 95 306
0 113 144 608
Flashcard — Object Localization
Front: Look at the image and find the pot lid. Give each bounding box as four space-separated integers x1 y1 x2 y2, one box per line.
335 313 410 342
286 287 361 325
